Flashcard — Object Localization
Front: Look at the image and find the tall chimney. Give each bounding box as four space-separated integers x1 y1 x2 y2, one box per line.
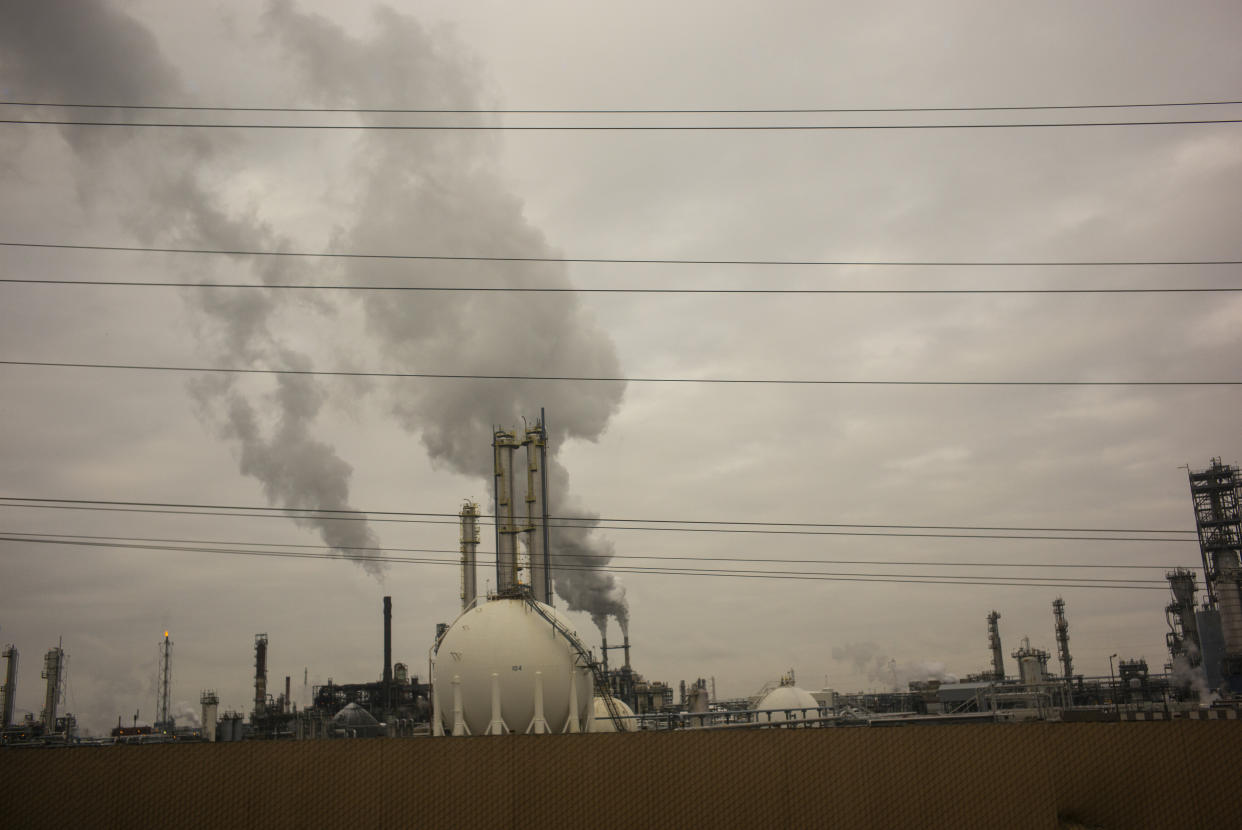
383 596 393 686
601 632 609 674
623 633 631 670
460 502 480 610
253 634 268 720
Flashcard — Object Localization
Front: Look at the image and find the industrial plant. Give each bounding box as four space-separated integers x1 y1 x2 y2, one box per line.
3 443 1241 747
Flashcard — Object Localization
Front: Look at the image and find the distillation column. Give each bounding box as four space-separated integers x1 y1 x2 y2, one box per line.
1165 568 1201 667
1 645 16 728
988 611 1005 680
460 501 480 610
253 634 268 721
200 690 219 742
493 429 521 593
1053 598 1073 681
40 642 64 731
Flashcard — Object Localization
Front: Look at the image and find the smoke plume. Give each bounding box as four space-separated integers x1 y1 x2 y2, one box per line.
832 642 958 691
265 3 629 626
1 0 383 576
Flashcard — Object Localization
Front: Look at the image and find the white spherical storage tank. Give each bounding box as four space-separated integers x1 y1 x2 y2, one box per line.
431 597 594 735
755 685 820 724
591 696 638 732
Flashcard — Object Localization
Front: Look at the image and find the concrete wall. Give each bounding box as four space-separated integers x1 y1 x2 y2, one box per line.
2 721 1238 828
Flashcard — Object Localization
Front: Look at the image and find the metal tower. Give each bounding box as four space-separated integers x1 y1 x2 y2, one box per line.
459 501 480 610
1 644 16 728
253 634 268 720
156 631 173 731
493 428 521 593
1188 458 1242 690
1052 598 1073 681
1188 458 1242 605
522 412 552 606
1164 569 1201 667
39 641 64 731
987 611 1005 680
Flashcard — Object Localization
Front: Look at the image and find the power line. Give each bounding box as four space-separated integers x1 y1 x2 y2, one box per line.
0 501 1198 542
0 534 1168 590
2 360 1235 387
1 530 1186 569
5 99 1240 114
4 117 1241 130
0 497 1197 535
3 277 1238 295
5 241 1238 267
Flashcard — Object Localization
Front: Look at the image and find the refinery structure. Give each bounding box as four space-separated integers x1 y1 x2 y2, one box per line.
4 440 1242 747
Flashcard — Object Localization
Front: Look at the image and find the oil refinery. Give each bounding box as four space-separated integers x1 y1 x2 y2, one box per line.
3 432 1240 747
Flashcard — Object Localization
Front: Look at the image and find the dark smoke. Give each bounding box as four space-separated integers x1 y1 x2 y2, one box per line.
0 0 384 576
266 3 630 626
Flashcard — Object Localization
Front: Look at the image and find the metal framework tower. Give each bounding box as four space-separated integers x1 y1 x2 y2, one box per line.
40 641 64 731
1188 458 1242 690
1 644 16 728
1052 598 1073 681
460 501 480 610
253 634 268 720
492 411 553 603
1188 458 1242 605
156 631 173 731
987 611 1005 680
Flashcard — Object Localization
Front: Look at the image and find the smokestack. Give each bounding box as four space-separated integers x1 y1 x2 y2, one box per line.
254 634 268 720
285 676 291 713
623 633 631 670
494 430 521 593
383 596 393 686
524 413 551 605
601 632 609 674
460 502 480 610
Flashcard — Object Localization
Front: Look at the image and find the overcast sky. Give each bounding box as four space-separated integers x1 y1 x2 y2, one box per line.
2 0 1240 734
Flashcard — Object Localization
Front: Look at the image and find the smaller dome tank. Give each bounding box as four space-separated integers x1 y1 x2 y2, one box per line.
755 685 820 723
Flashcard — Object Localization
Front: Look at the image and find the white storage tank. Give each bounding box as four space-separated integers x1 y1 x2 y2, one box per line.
431 597 594 735
591 696 638 732
755 685 820 723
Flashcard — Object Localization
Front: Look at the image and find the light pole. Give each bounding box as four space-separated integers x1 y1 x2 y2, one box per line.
1108 653 1119 718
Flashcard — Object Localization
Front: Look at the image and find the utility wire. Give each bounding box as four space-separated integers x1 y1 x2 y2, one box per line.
0 497 1197 535
0 502 1199 543
1 530 1186 570
0 535 1168 590
3 117 1241 130
3 278 1238 295
5 99 1240 114
1 360 1235 387
5 242 1238 267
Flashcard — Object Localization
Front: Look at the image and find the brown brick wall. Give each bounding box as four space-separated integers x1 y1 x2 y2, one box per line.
2 722 1237 828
